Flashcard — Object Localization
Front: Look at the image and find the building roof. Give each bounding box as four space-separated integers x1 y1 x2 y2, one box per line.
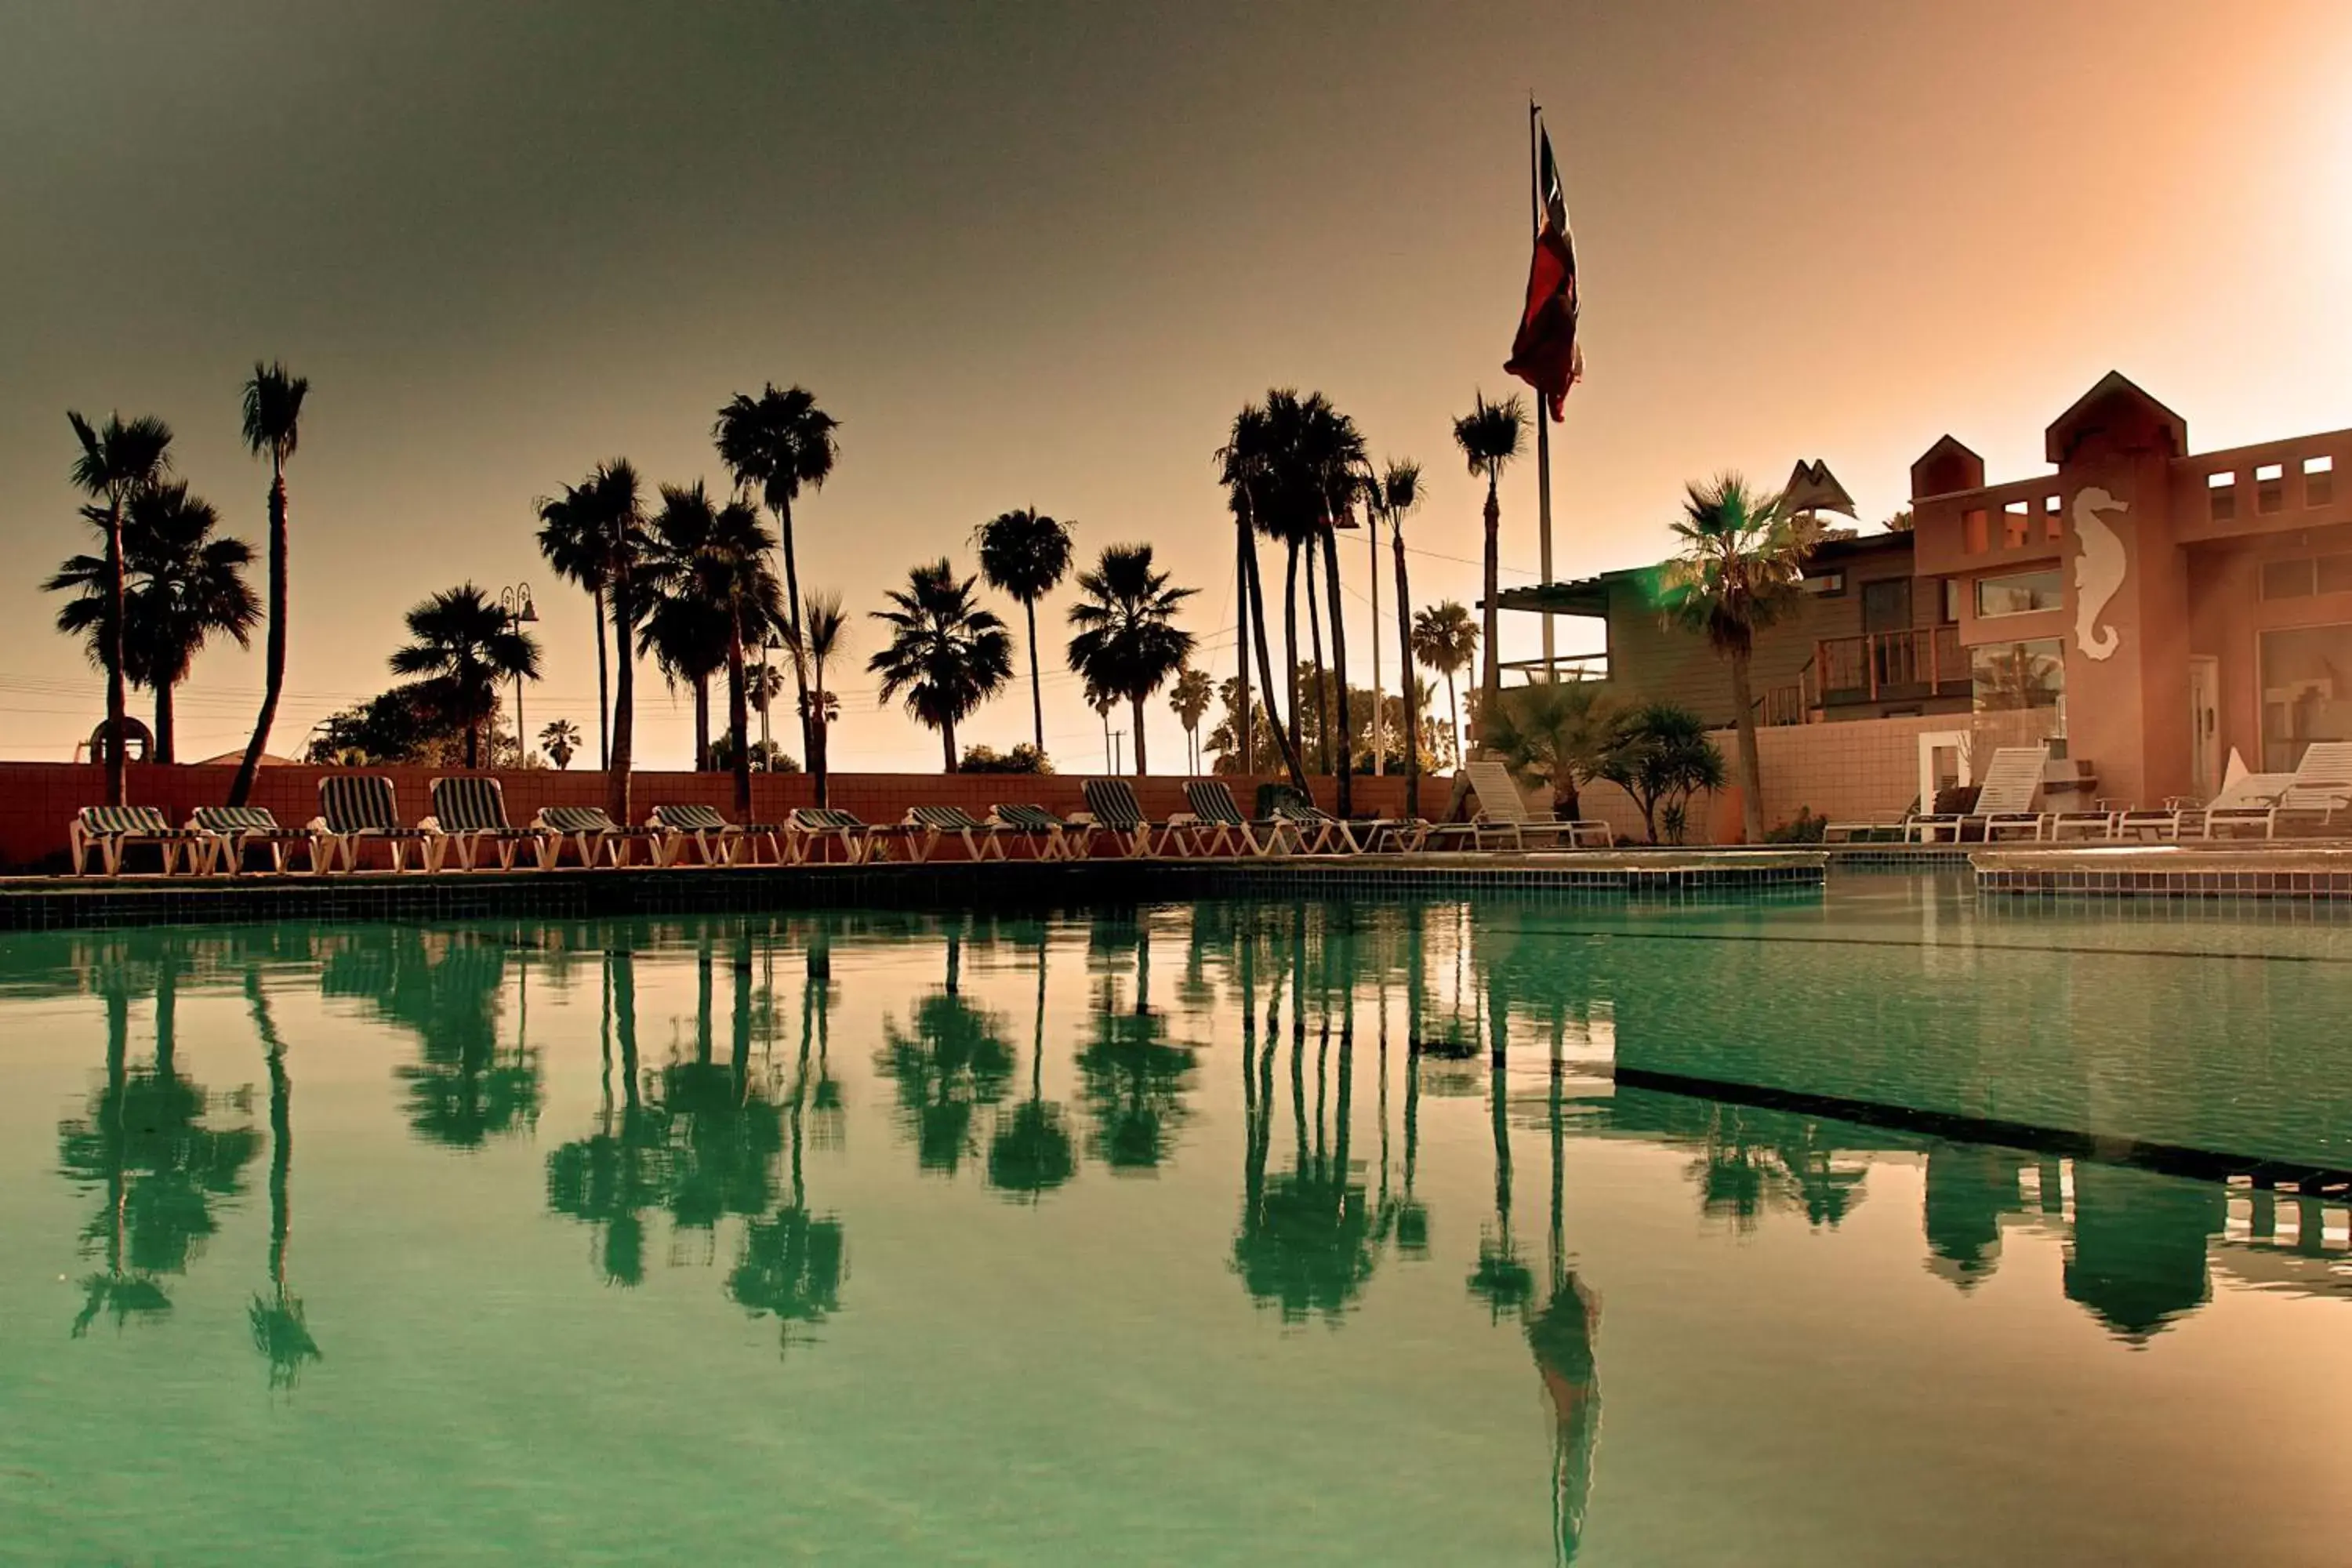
1488 529 1913 615
2045 370 2188 464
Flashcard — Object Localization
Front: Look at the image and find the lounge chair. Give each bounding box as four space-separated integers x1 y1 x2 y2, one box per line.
313 775 441 873
1264 786 1431 855
69 804 205 876
788 807 921 865
534 804 661 869
904 804 1014 862
2198 772 2299 839
425 776 546 871
1425 760 1609 851
2045 804 2121 842
2270 741 2352 835
1077 779 1166 857
1905 747 2049 843
987 803 1081 860
648 803 783 867
1175 781 1292 857
189 805 325 873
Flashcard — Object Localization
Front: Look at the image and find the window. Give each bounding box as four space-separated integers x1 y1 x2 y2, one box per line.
2259 622 2352 771
2002 500 2031 547
2209 471 2236 522
1963 509 1989 555
2257 463 2285 515
1801 570 1846 597
2044 494 2063 541
1972 639 2064 712
1941 579 1963 623
1975 569 2063 618
2307 455 2335 508
1860 578 1911 633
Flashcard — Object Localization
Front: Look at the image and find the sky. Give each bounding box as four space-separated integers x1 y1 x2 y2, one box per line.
5 0 2351 773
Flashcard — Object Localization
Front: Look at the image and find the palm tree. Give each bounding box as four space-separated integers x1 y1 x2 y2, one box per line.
536 486 612 769
65 411 173 804
714 384 839 762
1065 544 1196 775
780 590 848 804
637 484 732 768
227 363 309 807
388 583 543 768
578 461 648 821
539 719 582 769
1367 459 1425 815
1168 665 1213 775
1215 402 1306 787
1483 681 1620 822
868 559 1014 771
1661 474 1823 842
1411 601 1479 767
1452 391 1527 745
46 483 260 763
974 507 1076 758
1295 394 1369 815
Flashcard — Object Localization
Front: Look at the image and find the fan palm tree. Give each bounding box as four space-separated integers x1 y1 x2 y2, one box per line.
974 507 1076 758
1367 459 1425 814
1168 665 1213 775
1452 391 1527 742
780 590 848 804
1411 601 1479 767
1065 544 1196 776
714 384 838 761
65 411 173 803
388 583 543 768
1660 474 1823 842
636 489 731 768
640 481 783 809
1483 681 1620 822
1215 401 1305 786
227 363 309 806
536 485 612 769
46 483 260 763
577 461 648 819
1295 394 1370 814
868 559 1014 771
539 718 582 770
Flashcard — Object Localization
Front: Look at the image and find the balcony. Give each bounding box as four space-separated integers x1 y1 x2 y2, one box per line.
1816 626 1970 707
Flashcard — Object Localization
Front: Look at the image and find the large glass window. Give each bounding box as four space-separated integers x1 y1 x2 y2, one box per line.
1975 570 2063 618
1972 638 2064 712
2259 622 2352 771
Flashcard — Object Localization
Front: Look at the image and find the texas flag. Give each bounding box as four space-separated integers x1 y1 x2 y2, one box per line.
1504 120 1583 422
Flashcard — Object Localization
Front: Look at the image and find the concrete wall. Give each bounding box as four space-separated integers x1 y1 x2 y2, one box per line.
0 764 1415 873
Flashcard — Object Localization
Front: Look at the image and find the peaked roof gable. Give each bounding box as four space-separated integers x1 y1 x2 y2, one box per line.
2045 371 2188 464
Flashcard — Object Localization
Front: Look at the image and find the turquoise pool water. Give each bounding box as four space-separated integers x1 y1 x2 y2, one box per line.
3 880 2348 1565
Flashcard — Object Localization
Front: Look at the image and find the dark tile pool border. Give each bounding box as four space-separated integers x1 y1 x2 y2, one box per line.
1976 864 2352 902
1615 1065 2352 1195
0 853 1828 931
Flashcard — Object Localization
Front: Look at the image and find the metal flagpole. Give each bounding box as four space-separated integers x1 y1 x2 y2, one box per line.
1370 510 1385 774
1533 100 1557 681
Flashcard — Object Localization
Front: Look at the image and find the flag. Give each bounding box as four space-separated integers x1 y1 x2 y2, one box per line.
1504 120 1582 422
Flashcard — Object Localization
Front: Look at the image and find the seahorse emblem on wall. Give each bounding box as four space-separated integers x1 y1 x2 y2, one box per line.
2071 486 2129 661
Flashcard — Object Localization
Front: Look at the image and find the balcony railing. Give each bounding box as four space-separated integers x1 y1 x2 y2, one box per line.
1816 626 1969 705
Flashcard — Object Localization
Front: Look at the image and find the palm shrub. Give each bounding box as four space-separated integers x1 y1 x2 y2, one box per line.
388 583 543 769
868 560 1013 772
1410 601 1480 766
1065 544 1196 775
1481 681 1619 822
1599 702 1725 844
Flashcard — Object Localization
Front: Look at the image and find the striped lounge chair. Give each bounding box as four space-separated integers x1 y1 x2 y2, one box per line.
649 803 783 867
534 804 660 869
788 807 921 865
189 805 325 874
986 803 1080 860
1077 779 1166 858
904 804 1014 862
70 804 205 876
1176 781 1290 857
1261 786 1430 855
313 775 441 873
425 776 545 870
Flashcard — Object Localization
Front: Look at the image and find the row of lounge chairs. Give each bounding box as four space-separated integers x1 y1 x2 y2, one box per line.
64 762 1619 877
1820 742 2352 844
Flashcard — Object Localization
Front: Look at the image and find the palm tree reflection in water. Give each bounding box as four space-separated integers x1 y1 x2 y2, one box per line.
988 923 1076 1203
728 929 847 1354
322 928 539 1151
876 930 1015 1177
246 967 321 1387
1078 913 1196 1174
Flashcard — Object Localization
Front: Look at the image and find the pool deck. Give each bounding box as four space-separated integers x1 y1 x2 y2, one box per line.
1974 844 2352 901
0 849 1828 930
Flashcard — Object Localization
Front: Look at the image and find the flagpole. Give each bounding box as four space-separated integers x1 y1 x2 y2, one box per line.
1370 508 1385 775
1532 100 1557 681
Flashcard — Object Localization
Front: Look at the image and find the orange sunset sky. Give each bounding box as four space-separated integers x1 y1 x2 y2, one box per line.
4 0 2350 772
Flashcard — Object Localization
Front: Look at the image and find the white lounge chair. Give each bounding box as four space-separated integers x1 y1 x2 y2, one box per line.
2198 772 2301 838
1425 760 1611 851
1906 746 2049 843
2269 741 2352 835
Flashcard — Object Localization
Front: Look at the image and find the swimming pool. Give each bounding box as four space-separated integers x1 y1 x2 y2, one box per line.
3 880 2347 1564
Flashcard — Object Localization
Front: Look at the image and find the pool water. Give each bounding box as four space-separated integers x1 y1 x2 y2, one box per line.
2 880 2348 1565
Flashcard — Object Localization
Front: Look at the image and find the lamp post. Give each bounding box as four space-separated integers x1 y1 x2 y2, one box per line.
500 583 538 768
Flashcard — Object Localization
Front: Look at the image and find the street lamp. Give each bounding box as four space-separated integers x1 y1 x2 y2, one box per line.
501 583 537 768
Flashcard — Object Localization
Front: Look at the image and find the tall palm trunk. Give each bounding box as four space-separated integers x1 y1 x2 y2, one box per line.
776 496 811 765
1129 695 1148 775
1244 528 1305 787
593 584 610 771
1478 471 1502 753
154 681 175 766
1022 598 1045 754
809 649 831 808
103 498 127 804
727 626 753 816
1728 649 1765 843
1447 673 1462 767
228 463 288 807
941 717 957 773
1320 521 1352 818
607 565 636 824
692 676 711 770
1305 535 1329 773
1283 539 1303 769
465 716 481 771
1234 515 1253 775
1392 521 1418 817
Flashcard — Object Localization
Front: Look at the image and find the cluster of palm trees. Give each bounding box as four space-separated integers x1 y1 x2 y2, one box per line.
50 364 307 802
